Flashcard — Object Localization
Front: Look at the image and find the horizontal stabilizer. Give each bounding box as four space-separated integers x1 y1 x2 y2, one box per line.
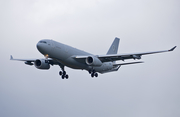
113 61 143 66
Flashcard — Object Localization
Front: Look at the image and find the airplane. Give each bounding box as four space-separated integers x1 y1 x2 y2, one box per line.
10 37 176 79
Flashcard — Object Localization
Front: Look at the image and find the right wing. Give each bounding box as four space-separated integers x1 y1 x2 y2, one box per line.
73 46 176 63
98 46 176 62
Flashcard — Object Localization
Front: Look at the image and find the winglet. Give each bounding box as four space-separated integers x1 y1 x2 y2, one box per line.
10 55 13 60
169 46 177 51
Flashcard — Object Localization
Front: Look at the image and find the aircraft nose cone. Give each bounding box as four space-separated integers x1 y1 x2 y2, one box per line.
36 42 44 53
36 43 41 51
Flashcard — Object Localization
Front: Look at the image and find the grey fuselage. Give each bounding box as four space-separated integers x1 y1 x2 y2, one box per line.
36 39 116 73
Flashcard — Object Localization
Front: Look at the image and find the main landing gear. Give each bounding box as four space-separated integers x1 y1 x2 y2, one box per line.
89 69 98 78
58 64 68 79
59 71 69 79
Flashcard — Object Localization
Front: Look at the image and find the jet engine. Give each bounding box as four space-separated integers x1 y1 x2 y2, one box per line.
34 59 50 69
132 55 141 60
86 56 102 66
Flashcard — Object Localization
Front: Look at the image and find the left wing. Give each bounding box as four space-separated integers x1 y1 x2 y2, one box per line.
10 55 58 65
73 46 176 63
98 46 176 62
10 55 36 62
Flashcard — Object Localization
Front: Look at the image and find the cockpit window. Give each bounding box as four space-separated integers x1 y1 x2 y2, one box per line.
40 41 47 44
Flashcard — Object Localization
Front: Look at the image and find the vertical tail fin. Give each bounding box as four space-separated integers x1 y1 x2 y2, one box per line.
106 37 120 55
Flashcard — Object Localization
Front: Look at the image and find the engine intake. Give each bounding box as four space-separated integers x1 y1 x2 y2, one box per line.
34 59 50 69
86 56 102 66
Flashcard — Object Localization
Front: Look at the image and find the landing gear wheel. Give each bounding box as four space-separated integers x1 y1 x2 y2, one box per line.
59 71 62 76
65 75 69 79
88 70 92 74
62 75 65 79
91 73 94 78
63 71 66 75
59 71 69 79
95 73 98 77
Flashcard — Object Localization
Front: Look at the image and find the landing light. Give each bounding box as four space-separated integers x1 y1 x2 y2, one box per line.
44 54 49 58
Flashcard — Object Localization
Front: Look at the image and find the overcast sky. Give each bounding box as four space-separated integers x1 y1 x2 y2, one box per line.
0 0 180 117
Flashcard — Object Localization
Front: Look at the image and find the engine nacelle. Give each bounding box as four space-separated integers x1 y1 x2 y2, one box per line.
86 56 102 66
132 55 141 60
34 59 50 69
